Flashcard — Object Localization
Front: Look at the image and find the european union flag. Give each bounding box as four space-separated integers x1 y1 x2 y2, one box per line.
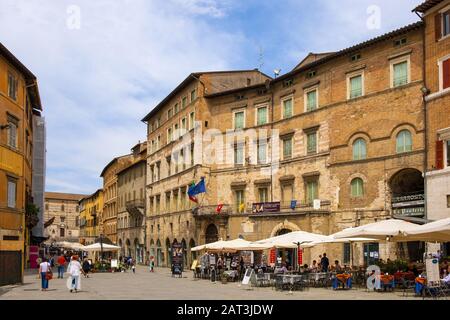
290 200 297 210
188 178 206 197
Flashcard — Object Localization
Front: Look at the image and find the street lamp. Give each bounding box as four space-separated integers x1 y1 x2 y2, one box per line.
100 233 104 263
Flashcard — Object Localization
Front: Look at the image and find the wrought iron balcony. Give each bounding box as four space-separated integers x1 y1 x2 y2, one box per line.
126 199 145 216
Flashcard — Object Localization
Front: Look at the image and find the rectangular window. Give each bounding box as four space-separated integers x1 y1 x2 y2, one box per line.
234 143 244 165
156 195 161 214
7 178 17 208
234 111 245 129
447 195 450 208
182 97 187 108
235 190 245 212
257 141 267 164
174 123 179 140
181 117 187 131
306 89 318 111
306 180 318 204
441 58 450 90
306 132 318 154
168 108 173 119
190 144 195 166
189 112 195 130
447 140 450 167
393 61 408 87
191 89 197 102
60 228 65 238
283 137 293 159
282 98 293 119
258 187 268 203
256 106 268 126
7 120 18 149
166 156 171 176
165 193 171 212
174 103 179 114
8 72 18 100
167 128 172 144
349 75 363 99
343 243 351 264
281 183 294 206
444 10 450 37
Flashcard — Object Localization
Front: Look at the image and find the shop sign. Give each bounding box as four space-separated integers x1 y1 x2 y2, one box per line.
251 202 280 214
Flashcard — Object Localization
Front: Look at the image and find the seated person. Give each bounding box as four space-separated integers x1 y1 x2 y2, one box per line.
333 260 343 273
309 260 318 272
442 266 450 285
275 263 288 274
300 264 309 273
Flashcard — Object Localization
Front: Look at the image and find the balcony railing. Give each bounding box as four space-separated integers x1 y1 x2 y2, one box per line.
192 205 232 217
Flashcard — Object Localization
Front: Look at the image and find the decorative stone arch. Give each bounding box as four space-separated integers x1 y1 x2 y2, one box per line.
270 220 301 237
390 122 419 137
346 172 369 185
347 131 372 145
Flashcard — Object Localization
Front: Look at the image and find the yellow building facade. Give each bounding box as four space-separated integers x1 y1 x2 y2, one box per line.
0 42 42 286
78 189 103 245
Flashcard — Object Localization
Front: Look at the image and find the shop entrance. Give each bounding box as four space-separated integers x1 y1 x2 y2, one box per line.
205 224 219 244
275 229 294 268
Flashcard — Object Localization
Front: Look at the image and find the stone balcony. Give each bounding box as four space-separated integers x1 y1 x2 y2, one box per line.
126 199 145 217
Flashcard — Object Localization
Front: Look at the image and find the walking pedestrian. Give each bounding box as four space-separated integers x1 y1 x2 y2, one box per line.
131 259 136 274
39 258 52 291
82 258 91 278
67 255 84 293
57 254 66 279
149 256 155 272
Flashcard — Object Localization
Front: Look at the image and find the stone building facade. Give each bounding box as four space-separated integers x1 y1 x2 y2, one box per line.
414 1 450 225
100 154 133 245
143 23 430 268
43 192 86 242
117 142 147 263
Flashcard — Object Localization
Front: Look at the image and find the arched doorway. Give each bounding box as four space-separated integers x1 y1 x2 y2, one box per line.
390 168 425 261
165 238 171 267
181 239 187 268
149 239 155 263
156 239 162 267
274 228 294 268
189 239 197 265
205 224 219 244
126 239 131 257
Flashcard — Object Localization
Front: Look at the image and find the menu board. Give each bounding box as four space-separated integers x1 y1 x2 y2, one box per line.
110 259 118 268
172 242 184 273
426 258 440 285
242 268 254 285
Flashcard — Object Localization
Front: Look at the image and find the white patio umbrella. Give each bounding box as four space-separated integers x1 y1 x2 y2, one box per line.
332 219 419 241
253 231 331 249
190 240 228 252
83 243 121 251
301 237 377 266
52 241 86 250
403 217 450 242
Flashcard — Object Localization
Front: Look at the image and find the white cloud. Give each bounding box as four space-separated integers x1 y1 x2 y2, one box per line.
0 0 247 194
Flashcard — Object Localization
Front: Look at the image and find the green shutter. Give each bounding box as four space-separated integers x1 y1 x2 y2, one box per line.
306 90 317 111
393 61 408 87
283 138 292 159
235 112 244 129
257 107 267 125
307 133 317 154
283 99 293 118
350 75 362 98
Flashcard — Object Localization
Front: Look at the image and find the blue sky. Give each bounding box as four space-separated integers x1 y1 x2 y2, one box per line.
0 0 419 195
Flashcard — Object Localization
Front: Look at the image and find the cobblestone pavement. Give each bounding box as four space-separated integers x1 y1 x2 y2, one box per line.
1 266 422 300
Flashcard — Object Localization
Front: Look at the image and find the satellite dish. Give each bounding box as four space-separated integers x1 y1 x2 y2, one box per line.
273 69 281 77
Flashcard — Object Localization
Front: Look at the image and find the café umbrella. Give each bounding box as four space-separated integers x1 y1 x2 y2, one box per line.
332 219 419 241
402 217 450 242
253 231 331 249
83 243 121 251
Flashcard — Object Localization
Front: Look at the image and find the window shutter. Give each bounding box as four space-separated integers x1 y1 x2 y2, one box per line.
436 140 444 170
443 59 450 89
436 13 442 41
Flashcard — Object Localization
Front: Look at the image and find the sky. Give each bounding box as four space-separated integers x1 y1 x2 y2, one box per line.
0 0 420 195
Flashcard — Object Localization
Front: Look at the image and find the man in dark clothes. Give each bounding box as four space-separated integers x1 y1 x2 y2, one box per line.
321 253 329 272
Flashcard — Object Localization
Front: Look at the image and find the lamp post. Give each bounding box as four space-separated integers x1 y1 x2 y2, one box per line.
100 233 104 264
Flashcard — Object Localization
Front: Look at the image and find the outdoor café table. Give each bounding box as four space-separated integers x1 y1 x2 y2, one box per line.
332 273 352 290
282 274 303 291
223 270 238 282
377 274 395 291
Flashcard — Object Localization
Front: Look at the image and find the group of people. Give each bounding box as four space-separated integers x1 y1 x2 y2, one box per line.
38 254 89 293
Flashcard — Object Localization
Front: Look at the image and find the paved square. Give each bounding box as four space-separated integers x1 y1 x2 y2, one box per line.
0 266 422 300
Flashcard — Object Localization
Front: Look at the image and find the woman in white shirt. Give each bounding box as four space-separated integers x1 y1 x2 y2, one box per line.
38 257 52 291
66 255 85 292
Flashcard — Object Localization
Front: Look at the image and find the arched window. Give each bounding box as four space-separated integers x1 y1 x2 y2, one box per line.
353 138 367 160
396 130 412 153
351 178 364 197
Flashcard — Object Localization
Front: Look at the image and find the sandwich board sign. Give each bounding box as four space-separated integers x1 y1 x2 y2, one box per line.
426 258 440 285
242 267 254 285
